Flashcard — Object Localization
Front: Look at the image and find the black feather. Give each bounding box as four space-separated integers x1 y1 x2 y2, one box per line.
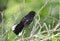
13 11 36 35
13 21 24 35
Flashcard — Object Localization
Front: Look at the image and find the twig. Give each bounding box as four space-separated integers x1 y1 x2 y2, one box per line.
41 33 60 41
36 0 49 17
53 22 60 32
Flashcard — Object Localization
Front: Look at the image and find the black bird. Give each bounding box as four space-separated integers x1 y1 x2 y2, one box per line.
13 11 36 35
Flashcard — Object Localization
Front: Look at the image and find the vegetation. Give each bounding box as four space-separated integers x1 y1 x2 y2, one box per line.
0 0 59 41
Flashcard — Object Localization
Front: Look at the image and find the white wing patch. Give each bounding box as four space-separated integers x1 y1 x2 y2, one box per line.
12 24 17 31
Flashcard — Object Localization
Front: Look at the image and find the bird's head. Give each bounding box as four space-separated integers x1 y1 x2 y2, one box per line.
29 11 36 17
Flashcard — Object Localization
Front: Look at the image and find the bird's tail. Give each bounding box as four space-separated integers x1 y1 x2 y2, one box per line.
13 22 24 35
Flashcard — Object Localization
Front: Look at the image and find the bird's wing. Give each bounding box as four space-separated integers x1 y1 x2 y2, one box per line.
24 17 33 26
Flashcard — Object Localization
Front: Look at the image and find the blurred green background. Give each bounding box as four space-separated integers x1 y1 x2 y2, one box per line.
0 0 59 41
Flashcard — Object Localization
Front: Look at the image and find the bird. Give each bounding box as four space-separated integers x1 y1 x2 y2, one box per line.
13 11 36 35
